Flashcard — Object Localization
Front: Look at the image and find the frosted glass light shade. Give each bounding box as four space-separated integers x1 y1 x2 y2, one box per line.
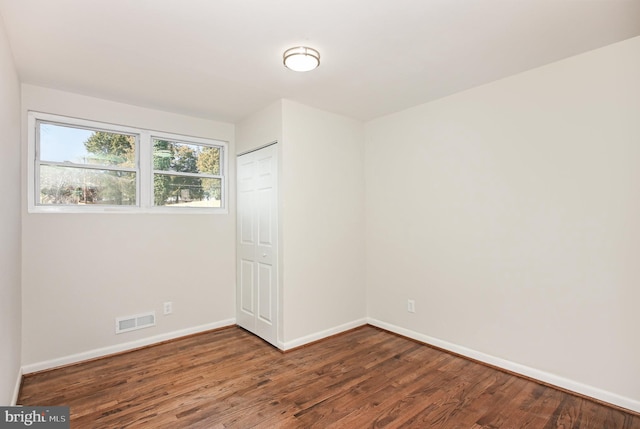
283 46 320 72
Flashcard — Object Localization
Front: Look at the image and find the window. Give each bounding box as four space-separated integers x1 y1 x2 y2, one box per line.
28 112 227 213
152 137 222 208
37 121 138 206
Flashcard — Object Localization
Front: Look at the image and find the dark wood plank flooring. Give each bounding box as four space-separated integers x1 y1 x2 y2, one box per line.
19 325 640 428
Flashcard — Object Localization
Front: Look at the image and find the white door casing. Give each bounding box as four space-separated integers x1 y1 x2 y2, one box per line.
236 143 278 346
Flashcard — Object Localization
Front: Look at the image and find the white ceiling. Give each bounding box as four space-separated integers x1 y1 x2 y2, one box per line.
1 0 639 123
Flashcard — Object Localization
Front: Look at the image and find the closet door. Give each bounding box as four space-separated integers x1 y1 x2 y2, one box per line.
236 144 278 346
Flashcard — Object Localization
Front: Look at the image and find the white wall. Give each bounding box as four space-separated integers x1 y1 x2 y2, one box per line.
236 100 282 155
0 15 22 405
365 36 640 410
21 85 236 368
281 100 366 346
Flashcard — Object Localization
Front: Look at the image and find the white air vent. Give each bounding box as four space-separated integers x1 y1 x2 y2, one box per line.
115 311 156 334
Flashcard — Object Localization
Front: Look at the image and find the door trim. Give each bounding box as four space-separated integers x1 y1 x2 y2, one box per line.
237 140 278 157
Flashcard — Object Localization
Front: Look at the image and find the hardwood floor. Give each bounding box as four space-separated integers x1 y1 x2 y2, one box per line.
19 325 640 428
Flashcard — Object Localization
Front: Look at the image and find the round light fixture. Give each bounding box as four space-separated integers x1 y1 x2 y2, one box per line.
283 46 320 72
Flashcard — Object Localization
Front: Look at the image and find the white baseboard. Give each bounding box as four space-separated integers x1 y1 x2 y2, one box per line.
281 318 367 350
22 319 235 375
11 367 22 405
367 318 640 414
18 317 639 414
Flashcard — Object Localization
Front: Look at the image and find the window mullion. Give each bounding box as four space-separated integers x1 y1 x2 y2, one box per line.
152 170 222 179
139 130 152 209
38 160 137 173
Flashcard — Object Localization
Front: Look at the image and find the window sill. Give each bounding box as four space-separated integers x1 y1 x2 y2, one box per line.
28 205 228 215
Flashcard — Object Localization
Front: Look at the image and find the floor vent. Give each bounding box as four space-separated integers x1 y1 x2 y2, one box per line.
115 312 156 334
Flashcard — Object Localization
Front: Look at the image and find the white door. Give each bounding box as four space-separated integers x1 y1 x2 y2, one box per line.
236 143 278 346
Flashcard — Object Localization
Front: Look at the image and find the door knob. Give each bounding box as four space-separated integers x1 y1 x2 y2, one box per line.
262 253 267 257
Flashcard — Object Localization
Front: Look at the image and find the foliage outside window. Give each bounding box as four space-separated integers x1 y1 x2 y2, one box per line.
29 112 227 213
152 138 222 208
37 122 138 206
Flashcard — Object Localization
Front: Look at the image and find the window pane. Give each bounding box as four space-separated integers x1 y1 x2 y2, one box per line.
153 139 220 175
39 123 136 168
39 165 136 206
154 174 221 207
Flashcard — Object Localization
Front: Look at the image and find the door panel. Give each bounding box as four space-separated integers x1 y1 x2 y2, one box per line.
236 144 278 346
258 189 273 246
240 259 254 315
258 263 273 323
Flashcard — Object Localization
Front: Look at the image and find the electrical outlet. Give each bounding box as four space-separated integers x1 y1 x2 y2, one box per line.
407 299 415 313
163 301 173 315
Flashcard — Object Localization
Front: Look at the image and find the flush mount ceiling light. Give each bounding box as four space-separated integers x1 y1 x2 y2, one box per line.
283 46 320 72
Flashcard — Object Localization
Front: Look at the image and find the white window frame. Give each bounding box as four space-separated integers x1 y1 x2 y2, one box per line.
28 111 228 214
